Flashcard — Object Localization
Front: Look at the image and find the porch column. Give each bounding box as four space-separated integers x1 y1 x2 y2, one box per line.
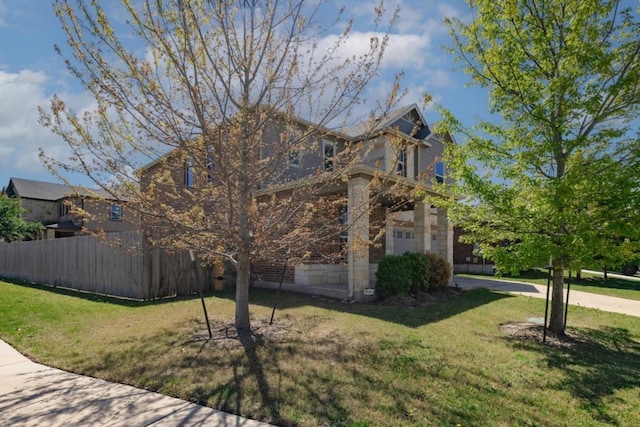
414 202 432 253
385 223 394 255
348 175 370 302
436 207 454 275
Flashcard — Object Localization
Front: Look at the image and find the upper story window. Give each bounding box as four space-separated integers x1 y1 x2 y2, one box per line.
435 160 445 184
206 147 215 183
323 140 335 171
110 204 122 221
184 158 194 188
289 150 301 167
396 150 406 177
286 132 301 168
59 202 70 217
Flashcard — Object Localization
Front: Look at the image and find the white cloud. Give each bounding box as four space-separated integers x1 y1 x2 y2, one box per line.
0 68 94 175
316 31 433 70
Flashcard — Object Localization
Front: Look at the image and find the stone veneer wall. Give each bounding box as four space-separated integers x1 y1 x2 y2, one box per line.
295 263 378 287
252 194 387 287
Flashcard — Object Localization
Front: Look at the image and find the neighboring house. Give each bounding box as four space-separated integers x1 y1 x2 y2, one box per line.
1 177 137 239
453 227 495 274
142 104 456 301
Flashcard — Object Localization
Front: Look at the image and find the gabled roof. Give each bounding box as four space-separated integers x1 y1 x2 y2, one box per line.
339 103 431 140
7 177 113 201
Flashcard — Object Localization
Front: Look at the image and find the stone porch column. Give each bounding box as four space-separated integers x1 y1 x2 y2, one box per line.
348 175 370 302
385 222 394 255
414 202 432 253
436 207 454 273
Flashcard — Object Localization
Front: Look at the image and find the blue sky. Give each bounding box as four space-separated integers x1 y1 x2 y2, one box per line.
0 0 490 189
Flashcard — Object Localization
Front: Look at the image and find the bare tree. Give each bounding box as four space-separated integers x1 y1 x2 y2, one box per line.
40 0 404 331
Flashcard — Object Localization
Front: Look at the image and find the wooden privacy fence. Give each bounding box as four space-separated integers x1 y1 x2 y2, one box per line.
0 231 215 299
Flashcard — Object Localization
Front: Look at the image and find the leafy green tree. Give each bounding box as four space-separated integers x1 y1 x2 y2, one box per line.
437 0 640 334
580 156 640 274
0 196 43 242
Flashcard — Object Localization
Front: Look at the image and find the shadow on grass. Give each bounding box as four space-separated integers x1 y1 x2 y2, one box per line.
507 326 640 425
244 287 514 328
503 269 551 281
2 275 512 329
78 323 362 426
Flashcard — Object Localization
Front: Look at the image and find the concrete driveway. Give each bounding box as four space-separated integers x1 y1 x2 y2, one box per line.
453 275 640 317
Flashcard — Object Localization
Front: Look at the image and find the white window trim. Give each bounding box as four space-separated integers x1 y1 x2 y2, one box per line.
110 204 123 222
396 149 406 177
323 140 335 171
289 150 301 168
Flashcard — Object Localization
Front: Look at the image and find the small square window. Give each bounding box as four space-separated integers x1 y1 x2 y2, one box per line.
289 150 301 167
110 204 123 221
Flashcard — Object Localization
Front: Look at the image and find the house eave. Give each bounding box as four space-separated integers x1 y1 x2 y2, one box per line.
254 164 457 200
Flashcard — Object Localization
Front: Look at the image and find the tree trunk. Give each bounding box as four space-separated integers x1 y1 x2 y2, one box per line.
235 182 252 331
235 248 251 331
548 259 565 334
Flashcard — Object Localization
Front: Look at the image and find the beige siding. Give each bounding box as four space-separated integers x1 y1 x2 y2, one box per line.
82 199 138 232
19 199 59 224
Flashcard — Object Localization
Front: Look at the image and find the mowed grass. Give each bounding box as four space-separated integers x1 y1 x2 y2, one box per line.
460 269 640 301
1 279 640 426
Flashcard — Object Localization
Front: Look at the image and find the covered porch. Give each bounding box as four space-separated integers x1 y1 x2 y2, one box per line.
253 166 454 302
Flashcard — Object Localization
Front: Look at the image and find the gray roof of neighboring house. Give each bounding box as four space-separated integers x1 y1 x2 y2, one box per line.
7 177 114 201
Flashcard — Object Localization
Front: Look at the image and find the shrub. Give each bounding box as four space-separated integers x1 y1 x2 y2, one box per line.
376 252 450 298
402 251 430 293
375 255 412 299
425 252 452 290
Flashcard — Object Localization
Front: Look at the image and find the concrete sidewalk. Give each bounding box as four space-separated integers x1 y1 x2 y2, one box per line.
0 339 275 427
453 275 640 317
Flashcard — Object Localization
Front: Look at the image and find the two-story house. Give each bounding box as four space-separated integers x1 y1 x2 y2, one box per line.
141 104 455 301
2 177 137 239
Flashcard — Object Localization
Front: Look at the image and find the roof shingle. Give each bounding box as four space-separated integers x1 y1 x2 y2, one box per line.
8 177 113 201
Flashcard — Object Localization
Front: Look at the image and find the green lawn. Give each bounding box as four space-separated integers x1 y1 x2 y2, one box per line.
459 269 640 301
1 279 640 426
